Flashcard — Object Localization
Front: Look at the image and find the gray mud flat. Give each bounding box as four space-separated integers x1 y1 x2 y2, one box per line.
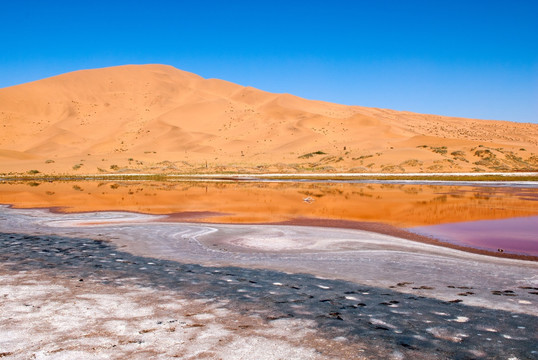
0 206 537 359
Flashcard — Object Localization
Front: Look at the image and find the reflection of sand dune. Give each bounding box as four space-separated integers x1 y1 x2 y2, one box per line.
1 64 537 174
0 181 536 226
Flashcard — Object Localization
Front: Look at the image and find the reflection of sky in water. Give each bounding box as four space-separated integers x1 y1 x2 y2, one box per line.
410 216 538 256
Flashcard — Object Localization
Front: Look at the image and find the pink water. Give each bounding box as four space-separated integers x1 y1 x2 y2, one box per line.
411 216 538 256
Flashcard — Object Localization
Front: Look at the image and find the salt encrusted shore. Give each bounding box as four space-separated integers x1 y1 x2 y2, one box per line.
0 206 537 359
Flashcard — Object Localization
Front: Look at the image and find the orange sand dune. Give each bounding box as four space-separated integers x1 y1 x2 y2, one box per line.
1 64 537 174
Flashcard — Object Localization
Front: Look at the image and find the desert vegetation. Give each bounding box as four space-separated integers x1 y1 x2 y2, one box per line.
298 151 326 159
0 65 536 175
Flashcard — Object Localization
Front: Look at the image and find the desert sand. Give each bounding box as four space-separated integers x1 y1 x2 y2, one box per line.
1 64 537 175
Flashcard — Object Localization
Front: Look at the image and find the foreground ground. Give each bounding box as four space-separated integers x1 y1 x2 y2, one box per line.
0 206 537 359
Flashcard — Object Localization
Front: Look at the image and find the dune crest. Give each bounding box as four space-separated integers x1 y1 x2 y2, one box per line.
1 64 537 174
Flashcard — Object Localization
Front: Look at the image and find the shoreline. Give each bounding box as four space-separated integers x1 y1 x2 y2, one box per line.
1 171 537 184
253 218 538 262
159 213 538 261
1 201 536 261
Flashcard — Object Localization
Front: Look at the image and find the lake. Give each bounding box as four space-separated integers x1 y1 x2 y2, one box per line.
0 179 536 256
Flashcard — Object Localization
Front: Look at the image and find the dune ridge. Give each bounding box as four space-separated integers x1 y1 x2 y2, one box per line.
1 64 537 174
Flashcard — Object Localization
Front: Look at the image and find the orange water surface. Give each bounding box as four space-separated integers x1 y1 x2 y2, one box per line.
0 180 536 227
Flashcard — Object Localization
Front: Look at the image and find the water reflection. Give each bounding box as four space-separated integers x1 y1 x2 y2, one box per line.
0 180 536 227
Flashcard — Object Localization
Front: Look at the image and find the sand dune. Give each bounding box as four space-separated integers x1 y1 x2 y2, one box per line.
1 64 537 174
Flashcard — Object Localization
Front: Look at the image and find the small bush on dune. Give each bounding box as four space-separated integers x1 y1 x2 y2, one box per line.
298 151 326 159
431 146 447 155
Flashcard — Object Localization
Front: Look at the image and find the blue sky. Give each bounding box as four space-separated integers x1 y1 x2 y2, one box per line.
1 0 536 123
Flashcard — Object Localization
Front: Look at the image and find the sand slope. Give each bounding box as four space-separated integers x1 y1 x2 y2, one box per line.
1 64 537 174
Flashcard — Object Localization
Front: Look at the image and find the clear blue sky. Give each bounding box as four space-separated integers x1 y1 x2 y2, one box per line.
1 0 536 123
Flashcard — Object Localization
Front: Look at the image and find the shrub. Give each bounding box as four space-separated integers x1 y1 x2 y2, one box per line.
431 147 447 155
474 149 495 159
352 154 373 160
298 151 326 159
400 159 423 167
